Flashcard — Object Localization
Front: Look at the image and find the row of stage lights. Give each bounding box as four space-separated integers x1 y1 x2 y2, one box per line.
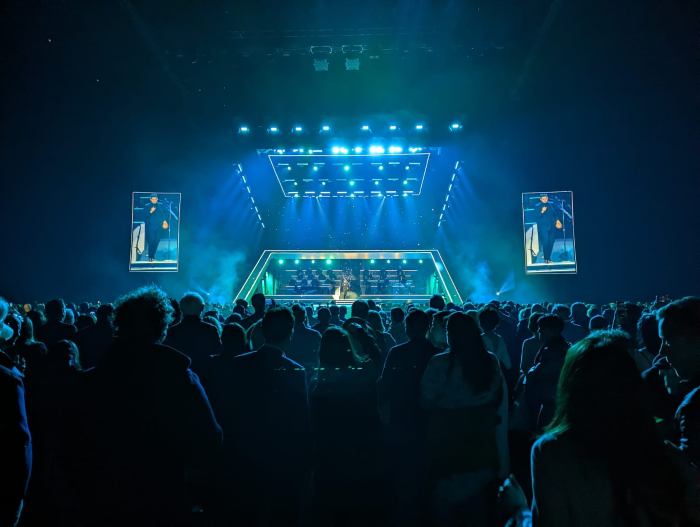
278 259 424 264
438 161 460 228
239 123 463 134
272 146 425 155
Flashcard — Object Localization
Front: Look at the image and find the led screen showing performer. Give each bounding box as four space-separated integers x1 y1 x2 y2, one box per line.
522 191 577 274
130 192 181 272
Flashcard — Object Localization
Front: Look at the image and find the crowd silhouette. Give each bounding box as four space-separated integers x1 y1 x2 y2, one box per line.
1 290 700 526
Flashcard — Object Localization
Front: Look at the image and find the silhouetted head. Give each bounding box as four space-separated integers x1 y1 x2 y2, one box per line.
351 300 370 320
390 307 405 324
366 311 385 333
96 304 115 323
180 292 205 317
292 304 306 324
222 323 247 356
45 299 66 321
637 314 661 355
478 306 500 332
262 307 295 348
537 314 565 343
430 294 445 311
589 315 609 332
657 297 700 378
113 285 174 345
251 293 266 313
405 309 430 340
318 327 358 368
317 307 331 324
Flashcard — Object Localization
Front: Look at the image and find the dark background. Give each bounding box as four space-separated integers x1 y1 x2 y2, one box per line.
1 0 698 304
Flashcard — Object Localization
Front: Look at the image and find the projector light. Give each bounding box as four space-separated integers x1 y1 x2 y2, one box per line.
332 147 340 154
270 127 278 132
239 126 249 132
354 147 363 153
389 125 397 130
321 125 330 131
361 125 369 130
415 125 423 130
340 147 349 154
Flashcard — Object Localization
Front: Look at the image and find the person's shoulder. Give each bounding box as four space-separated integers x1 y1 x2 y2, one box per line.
153 343 192 371
532 431 573 461
280 354 305 371
429 350 450 363
679 385 700 412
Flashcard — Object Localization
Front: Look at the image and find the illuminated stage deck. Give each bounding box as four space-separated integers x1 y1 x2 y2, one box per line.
236 250 462 305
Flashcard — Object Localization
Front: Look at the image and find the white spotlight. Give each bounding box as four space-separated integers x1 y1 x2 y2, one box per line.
332 147 340 154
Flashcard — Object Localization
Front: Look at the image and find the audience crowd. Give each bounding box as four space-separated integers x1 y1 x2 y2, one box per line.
1 290 699 526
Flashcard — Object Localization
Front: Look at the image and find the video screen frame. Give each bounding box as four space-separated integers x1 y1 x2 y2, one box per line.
129 191 181 272
522 190 577 274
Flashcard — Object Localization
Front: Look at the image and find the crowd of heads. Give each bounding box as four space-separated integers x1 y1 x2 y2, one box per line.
2 287 700 526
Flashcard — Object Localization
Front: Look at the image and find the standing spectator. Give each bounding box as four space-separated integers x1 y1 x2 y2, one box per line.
7 316 47 376
166 292 222 369
428 311 451 351
73 304 114 370
240 293 266 330
479 306 512 371
388 307 409 346
226 307 311 525
312 306 334 334
0 348 32 527
520 313 543 375
420 313 505 526
525 315 569 430
588 315 609 332
305 305 319 328
220 323 248 357
630 314 662 373
553 305 587 344
329 305 342 326
367 310 396 363
531 331 685 526
62 285 222 525
429 294 446 312
286 304 322 372
35 299 77 350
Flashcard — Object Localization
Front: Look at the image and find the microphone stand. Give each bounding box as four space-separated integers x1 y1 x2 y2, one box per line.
160 199 179 261
552 197 572 262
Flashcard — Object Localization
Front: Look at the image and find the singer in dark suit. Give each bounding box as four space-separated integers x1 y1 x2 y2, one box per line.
144 194 168 262
535 194 562 264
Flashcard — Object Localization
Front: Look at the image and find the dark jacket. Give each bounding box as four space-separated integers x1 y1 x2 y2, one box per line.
6 340 47 375
73 320 114 370
286 323 322 371
240 311 264 331
380 337 441 436
0 352 32 527
36 319 77 349
62 340 222 525
526 336 569 429
165 316 222 369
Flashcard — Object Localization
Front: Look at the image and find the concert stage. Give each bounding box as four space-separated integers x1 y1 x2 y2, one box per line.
236 250 462 305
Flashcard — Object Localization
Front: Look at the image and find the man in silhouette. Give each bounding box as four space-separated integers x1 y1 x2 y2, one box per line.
144 194 168 262
535 194 560 264
228 307 311 525
240 293 266 330
36 299 77 350
63 285 222 525
166 293 222 370
287 305 321 371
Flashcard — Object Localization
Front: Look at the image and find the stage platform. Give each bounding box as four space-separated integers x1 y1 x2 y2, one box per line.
236 250 462 305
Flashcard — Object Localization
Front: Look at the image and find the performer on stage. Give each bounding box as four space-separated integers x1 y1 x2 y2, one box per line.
144 194 168 262
535 194 562 264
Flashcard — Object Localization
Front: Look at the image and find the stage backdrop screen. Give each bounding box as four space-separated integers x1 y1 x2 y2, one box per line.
130 192 181 272
522 191 577 274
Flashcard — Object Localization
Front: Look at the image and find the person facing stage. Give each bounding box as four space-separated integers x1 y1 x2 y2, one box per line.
144 194 168 262
535 194 562 264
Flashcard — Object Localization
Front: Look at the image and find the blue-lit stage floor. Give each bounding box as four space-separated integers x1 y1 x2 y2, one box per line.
236 250 462 305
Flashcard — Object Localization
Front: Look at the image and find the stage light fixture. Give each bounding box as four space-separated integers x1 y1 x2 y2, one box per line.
350 181 355 185
389 125 397 130
294 182 298 185
374 181 379 185
326 259 331 264
313 166 318 171
415 125 424 130
387 260 391 263
278 260 283 264
361 125 370 131
379 166 384 170
403 180 408 184
403 260 407 264
340 147 349 154
450 123 463 131
370 259 375 264
295 260 299 264
239 126 249 133
344 166 350 171
314 59 329 72
405 166 409 170
287 167 292 171
350 194 355 197
332 147 340 154
312 260 315 263
346 58 360 70
295 126 303 132
269 127 278 132
419 260 423 264
322 181 326 185
369 146 377 154
321 125 330 131
377 147 385 153
354 147 363 153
